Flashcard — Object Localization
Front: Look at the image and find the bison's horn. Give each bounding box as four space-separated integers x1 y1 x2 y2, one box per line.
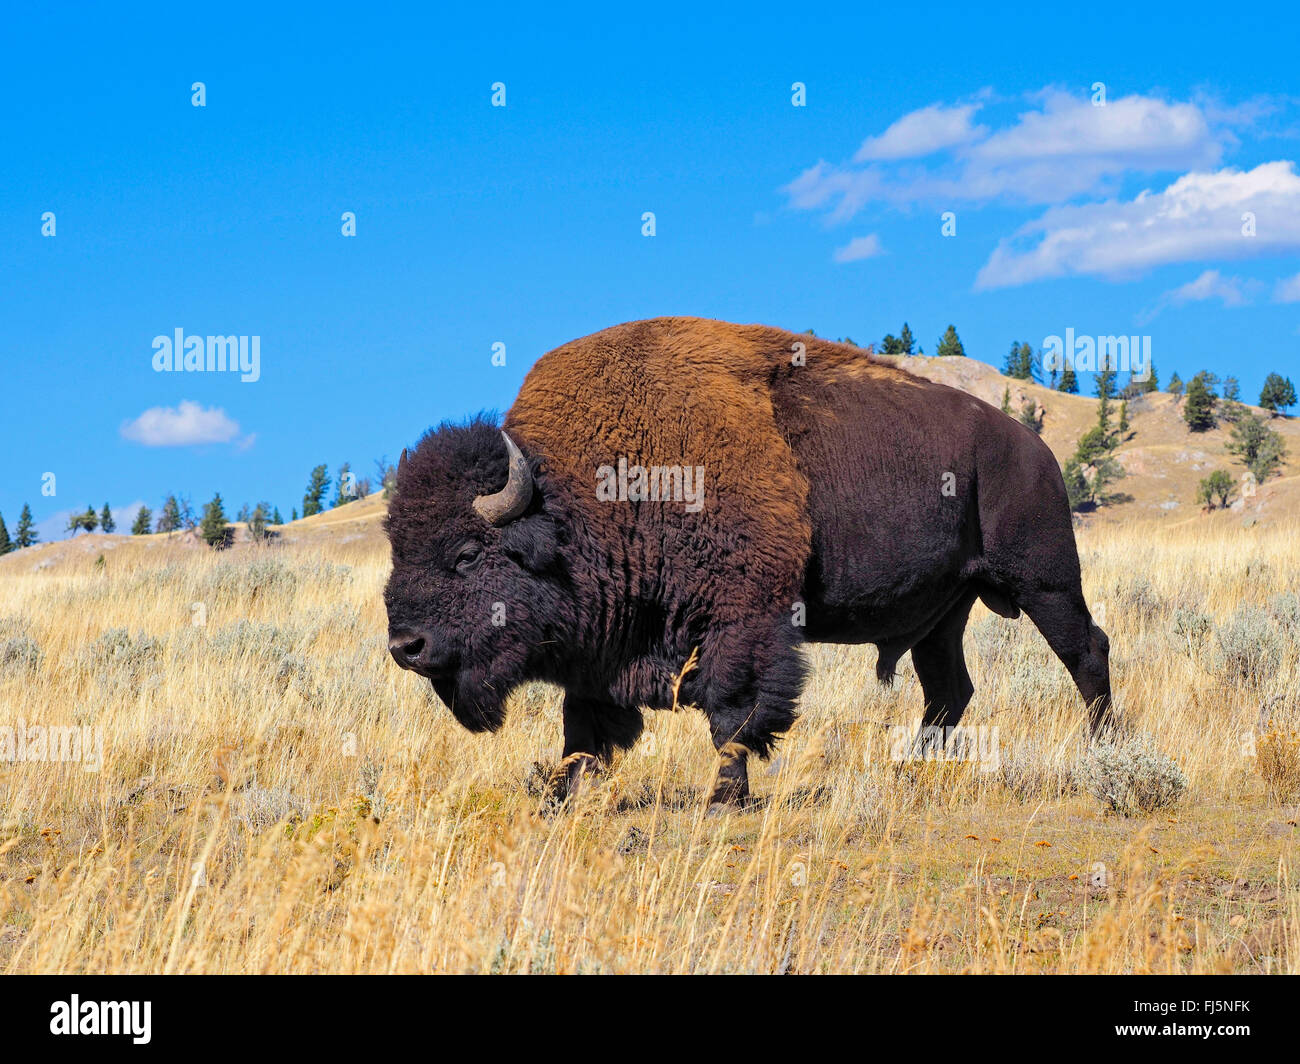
473 432 533 525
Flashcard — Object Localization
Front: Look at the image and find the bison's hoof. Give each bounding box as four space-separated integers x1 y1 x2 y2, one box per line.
704 784 750 814
547 752 602 803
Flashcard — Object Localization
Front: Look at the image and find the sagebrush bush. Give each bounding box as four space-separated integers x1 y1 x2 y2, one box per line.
969 616 1020 672
273 654 317 701
999 740 1077 800
1114 576 1163 623
1213 605 1282 687
0 635 42 674
1267 592 1300 637
207 619 304 660
1005 655 1075 708
1171 605 1212 652
1080 736 1187 816
203 557 300 598
84 627 162 672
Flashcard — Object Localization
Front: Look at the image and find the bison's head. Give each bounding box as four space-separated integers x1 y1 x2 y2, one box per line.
383 418 567 732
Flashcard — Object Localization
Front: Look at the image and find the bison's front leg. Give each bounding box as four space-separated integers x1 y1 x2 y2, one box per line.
699 620 807 813
549 693 643 801
706 741 751 812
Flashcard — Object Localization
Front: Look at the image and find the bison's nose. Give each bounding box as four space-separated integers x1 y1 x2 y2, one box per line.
389 633 425 668
388 631 456 675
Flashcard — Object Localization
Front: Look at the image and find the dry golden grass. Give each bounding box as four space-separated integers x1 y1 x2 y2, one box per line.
1 517 1298 973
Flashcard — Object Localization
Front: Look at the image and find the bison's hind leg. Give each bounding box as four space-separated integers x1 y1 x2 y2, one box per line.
910 591 977 731
1017 587 1114 736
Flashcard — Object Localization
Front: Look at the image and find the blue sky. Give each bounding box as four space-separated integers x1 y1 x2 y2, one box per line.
3 2 1299 541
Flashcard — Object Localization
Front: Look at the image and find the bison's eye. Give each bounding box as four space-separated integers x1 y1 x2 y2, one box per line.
454 543 483 574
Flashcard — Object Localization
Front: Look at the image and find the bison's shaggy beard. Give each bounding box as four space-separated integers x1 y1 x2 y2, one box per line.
431 669 508 733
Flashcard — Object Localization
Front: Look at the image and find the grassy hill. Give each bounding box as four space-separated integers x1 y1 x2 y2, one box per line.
884 353 1300 527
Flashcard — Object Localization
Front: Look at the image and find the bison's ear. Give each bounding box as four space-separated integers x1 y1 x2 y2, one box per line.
500 513 559 572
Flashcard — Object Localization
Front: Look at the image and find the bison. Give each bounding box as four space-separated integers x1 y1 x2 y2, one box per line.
384 318 1113 807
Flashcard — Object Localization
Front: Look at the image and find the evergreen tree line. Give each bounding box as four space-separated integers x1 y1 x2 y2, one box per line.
807 322 966 358
0 458 404 554
0 504 38 554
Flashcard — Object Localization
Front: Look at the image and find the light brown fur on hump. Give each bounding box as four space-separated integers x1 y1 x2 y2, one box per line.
503 317 816 609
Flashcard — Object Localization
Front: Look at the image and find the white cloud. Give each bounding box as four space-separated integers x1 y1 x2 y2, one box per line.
1161 269 1252 307
853 102 987 161
1274 272 1300 303
1138 269 1257 322
785 90 1233 219
832 234 885 263
975 161 1300 289
121 400 243 447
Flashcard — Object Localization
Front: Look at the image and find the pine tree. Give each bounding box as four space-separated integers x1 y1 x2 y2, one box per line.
1223 376 1241 402
67 505 98 537
99 503 115 534
0 512 12 555
1227 412 1288 481
1018 401 1042 434
1074 426 1111 465
156 495 181 534
1219 391 1246 423
1096 367 1117 400
303 465 330 517
375 457 397 499
1096 368 1117 432
1197 470 1235 510
880 333 903 355
1142 363 1160 393
1023 342 1039 381
1003 342 1024 378
200 493 231 548
1167 372 1184 399
1183 374 1217 432
899 323 914 355
291 507 299 522
14 504 37 548
1118 399 1130 437
1000 386 1012 414
1062 457 1090 512
272 507 284 525
935 325 965 358
1063 412 1127 511
1003 341 1036 380
248 502 271 542
1058 365 1079 393
1259 373 1297 416
131 506 153 535
332 462 355 507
